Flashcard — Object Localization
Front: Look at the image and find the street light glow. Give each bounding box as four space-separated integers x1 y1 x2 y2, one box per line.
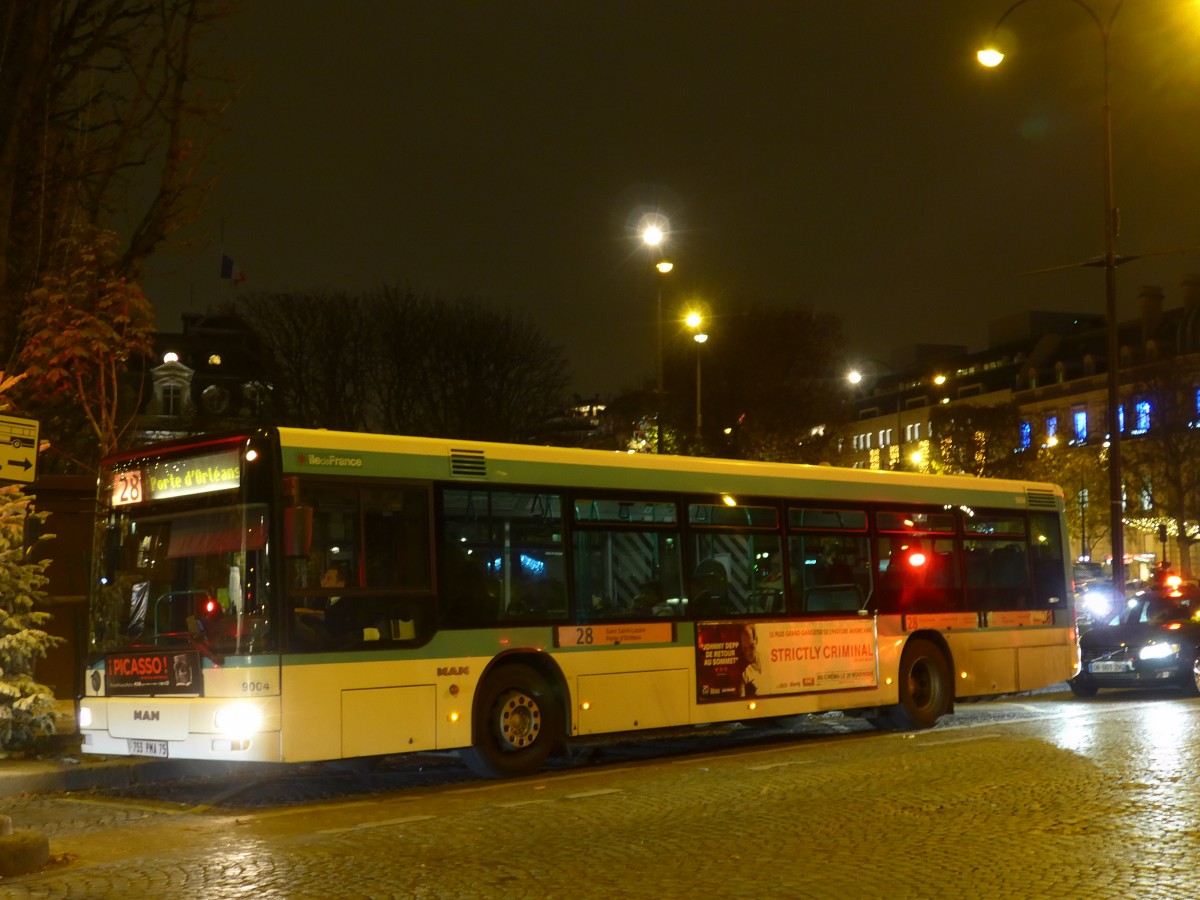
641 224 664 247
977 47 1004 67
685 311 702 329
847 370 863 385
656 260 674 274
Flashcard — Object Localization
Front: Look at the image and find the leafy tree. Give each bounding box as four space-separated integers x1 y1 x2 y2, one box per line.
1122 357 1200 579
16 225 156 470
924 400 1023 478
0 371 60 753
0 0 236 364
1019 442 1111 564
0 484 59 753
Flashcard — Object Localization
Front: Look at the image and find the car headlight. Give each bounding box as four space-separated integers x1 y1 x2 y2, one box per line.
1138 642 1181 660
1082 592 1112 616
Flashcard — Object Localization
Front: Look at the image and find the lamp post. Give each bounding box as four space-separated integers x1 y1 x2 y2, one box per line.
640 223 672 395
978 0 1126 590
641 220 672 453
686 311 707 439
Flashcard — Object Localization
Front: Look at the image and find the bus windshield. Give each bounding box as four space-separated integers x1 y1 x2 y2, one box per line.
97 502 274 657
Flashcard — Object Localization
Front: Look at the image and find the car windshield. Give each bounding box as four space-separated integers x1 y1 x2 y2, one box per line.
1121 595 1197 626
95 503 274 656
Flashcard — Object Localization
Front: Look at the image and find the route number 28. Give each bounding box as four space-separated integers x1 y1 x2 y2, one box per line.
111 471 143 507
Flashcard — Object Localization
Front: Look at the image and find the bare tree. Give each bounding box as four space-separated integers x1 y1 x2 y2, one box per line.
229 288 570 443
0 0 237 364
665 302 847 462
228 290 375 431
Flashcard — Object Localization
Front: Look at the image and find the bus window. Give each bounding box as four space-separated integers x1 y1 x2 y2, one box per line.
1030 512 1068 610
874 510 962 614
572 499 682 619
688 503 783 617
288 483 360 590
574 530 683 619
362 487 431 590
286 483 436 650
787 508 870 613
963 513 1031 612
789 533 870 613
440 489 567 626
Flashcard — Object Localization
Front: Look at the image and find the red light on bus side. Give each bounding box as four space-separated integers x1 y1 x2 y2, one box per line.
907 552 927 568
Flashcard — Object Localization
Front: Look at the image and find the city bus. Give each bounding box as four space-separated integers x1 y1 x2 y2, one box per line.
79 426 1079 777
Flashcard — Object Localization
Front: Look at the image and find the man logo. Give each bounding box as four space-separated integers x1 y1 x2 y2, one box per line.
133 710 160 721
437 666 469 677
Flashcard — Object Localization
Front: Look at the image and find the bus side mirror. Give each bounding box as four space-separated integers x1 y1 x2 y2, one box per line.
284 506 312 557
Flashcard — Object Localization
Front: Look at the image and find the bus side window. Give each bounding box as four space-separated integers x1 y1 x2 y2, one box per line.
362 487 431 590
1030 513 1068 610
439 488 567 627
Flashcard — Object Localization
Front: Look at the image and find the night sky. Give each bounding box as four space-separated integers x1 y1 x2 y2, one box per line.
141 1 1200 397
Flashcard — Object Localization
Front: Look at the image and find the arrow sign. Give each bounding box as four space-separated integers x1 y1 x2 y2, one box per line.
0 414 38 484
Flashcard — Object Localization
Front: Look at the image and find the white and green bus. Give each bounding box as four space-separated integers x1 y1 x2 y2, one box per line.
80 426 1079 777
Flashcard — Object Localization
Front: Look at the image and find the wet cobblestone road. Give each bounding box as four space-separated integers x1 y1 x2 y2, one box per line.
5 688 1200 899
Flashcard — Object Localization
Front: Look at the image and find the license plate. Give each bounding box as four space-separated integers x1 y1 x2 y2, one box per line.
1089 660 1131 674
127 739 168 758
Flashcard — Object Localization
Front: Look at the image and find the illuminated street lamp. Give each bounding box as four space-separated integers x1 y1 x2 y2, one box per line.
641 218 673 453
640 220 671 397
978 0 1126 588
686 311 707 438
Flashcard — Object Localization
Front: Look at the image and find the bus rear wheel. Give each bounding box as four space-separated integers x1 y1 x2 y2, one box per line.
462 663 560 779
878 639 950 731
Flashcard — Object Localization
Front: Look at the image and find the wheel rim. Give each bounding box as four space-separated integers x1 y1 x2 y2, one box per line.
496 688 541 751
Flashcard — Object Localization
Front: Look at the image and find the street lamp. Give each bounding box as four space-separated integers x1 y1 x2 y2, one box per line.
640 220 672 397
978 0 1126 589
641 219 673 454
686 311 707 439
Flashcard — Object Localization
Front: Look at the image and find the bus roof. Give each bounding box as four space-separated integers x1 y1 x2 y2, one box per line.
275 426 1063 511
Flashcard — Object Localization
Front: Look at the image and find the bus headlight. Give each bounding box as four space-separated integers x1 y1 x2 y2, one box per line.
1138 643 1180 661
214 702 263 739
78 706 93 729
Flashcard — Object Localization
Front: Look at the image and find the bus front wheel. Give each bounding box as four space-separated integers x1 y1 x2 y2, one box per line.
878 639 950 731
462 663 560 779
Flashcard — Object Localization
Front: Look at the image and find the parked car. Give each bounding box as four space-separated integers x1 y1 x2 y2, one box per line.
1071 586 1200 697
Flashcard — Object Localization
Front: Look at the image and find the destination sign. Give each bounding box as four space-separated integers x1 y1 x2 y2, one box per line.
110 449 241 506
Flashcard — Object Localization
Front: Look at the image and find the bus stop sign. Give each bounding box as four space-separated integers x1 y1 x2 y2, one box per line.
0 414 38 483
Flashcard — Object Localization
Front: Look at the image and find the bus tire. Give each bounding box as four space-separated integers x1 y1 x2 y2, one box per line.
880 639 950 731
462 663 560 779
1068 678 1098 698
